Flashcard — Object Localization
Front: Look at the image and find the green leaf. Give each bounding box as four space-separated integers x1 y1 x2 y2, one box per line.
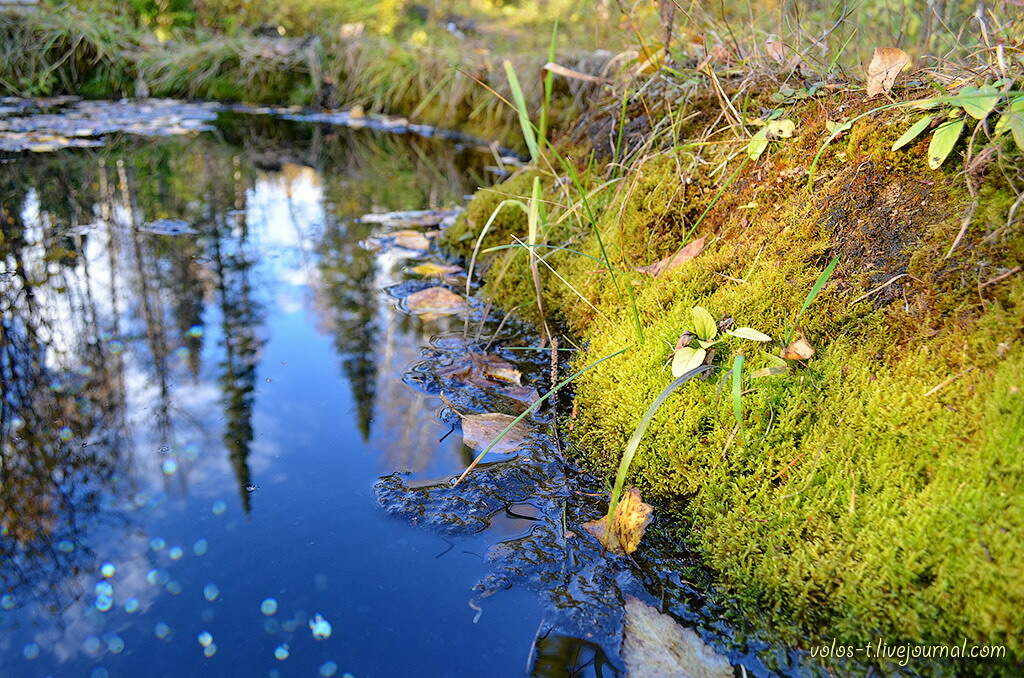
671 347 707 378
691 306 718 341
750 365 788 378
995 96 1024 151
746 127 769 160
503 60 540 164
798 255 840 318
731 355 744 442
953 85 1000 120
727 327 772 342
891 114 934 151
928 117 966 169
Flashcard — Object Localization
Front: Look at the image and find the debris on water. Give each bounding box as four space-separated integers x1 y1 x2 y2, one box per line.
380 229 431 251
582 487 654 556
309 613 333 639
404 286 467 316
140 219 196 236
410 262 463 277
622 597 732 678
360 208 462 227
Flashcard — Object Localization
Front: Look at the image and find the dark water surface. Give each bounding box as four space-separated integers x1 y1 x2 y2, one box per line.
0 115 550 677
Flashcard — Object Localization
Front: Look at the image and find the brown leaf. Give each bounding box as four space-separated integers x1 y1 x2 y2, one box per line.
582 487 653 555
542 62 612 84
636 236 707 277
781 331 815 360
411 262 462 277
459 412 531 455
405 287 466 315
764 38 786 64
622 597 733 678
437 353 522 386
865 47 910 98
385 230 432 251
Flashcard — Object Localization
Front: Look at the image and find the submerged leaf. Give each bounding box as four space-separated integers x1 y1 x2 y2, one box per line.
865 47 911 97
622 597 733 678
690 306 718 342
459 412 531 455
891 114 934 151
671 347 707 378
635 236 706 277
726 327 771 342
411 262 462 277
405 287 466 315
582 487 652 555
927 117 965 169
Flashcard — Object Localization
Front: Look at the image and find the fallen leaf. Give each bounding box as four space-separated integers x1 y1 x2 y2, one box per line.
781 331 815 360
459 412 531 455
865 47 911 97
764 38 786 64
726 327 772 342
674 331 695 350
622 597 733 678
385 230 431 251
764 118 795 139
671 347 707 378
411 262 463 277
437 353 522 386
405 287 466 315
636 236 706 277
582 487 653 555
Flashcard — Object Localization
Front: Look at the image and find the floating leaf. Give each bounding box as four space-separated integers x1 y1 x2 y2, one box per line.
361 208 459 227
635 236 706 277
781 331 815 360
385 230 431 251
927 117 965 169
865 47 911 97
405 287 466 315
671 347 706 378
891 114 934 151
995 96 1024 150
437 353 521 386
954 85 1000 120
726 327 772 342
621 597 733 678
691 306 718 341
411 262 462 277
459 412 531 455
582 487 652 555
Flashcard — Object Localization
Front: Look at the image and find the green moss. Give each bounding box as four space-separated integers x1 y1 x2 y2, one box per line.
454 96 1024 669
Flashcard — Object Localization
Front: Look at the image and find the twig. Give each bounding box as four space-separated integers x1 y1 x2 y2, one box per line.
922 366 975 397
980 266 1021 288
849 273 908 305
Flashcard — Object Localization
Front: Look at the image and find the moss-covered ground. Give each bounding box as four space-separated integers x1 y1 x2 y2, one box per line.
446 84 1024 670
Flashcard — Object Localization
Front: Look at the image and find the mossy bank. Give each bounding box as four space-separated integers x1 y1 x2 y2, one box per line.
442 82 1024 673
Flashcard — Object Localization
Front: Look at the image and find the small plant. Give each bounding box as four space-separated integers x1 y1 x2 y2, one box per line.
670 306 770 377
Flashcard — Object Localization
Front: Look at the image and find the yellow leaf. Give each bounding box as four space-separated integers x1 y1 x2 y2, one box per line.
865 47 911 98
385 230 431 251
582 487 653 555
411 262 462 277
781 330 815 360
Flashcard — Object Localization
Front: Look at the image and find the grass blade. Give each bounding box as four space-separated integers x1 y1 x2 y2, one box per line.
605 364 714 523
732 355 744 444
503 60 539 164
798 254 840 318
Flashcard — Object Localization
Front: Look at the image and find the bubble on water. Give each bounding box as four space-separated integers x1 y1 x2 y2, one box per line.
100 563 116 578
188 325 204 338
154 622 171 639
161 458 178 476
146 569 169 586
105 634 125 654
1 594 15 609
309 614 332 640
263 619 280 634
149 537 167 551
193 539 209 556
203 584 219 602
319 661 339 677
108 339 125 354
260 598 278 616
274 644 289 661
204 642 218 658
59 426 73 441
57 540 75 553
165 580 183 595
169 546 184 560
94 594 113 612
95 580 113 596
82 636 102 655
212 500 227 516
197 631 213 648
22 642 40 660
124 598 140 613
91 668 110 678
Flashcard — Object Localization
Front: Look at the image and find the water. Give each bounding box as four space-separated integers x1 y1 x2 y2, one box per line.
0 114 547 677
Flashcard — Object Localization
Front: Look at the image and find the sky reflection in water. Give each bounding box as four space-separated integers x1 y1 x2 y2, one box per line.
0 117 547 677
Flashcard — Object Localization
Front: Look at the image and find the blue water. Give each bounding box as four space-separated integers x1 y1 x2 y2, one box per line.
0 119 545 677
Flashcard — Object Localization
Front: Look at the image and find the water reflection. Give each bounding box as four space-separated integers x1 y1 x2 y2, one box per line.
0 117 549 677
